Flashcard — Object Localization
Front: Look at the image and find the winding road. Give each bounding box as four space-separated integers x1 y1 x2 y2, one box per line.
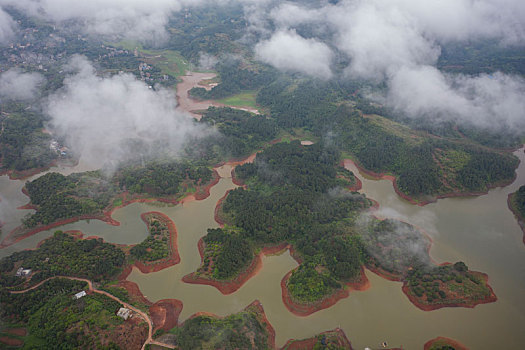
10 276 175 350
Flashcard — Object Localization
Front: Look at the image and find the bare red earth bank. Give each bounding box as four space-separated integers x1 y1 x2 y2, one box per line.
0 327 27 347
149 299 184 332
424 336 469 350
113 279 183 333
0 336 24 347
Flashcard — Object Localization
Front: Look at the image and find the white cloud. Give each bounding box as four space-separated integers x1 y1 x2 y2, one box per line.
0 69 44 100
0 6 16 45
388 67 525 129
46 56 211 169
0 0 209 45
255 29 333 79
246 0 525 130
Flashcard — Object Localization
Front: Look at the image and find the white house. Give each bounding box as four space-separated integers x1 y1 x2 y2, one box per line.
117 307 132 320
74 291 87 299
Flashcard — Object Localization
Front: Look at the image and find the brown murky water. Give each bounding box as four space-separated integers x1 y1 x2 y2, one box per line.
176 72 221 120
176 72 260 119
3 152 523 348
1 72 524 348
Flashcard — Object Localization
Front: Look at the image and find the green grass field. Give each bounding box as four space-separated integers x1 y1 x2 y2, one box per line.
217 91 258 108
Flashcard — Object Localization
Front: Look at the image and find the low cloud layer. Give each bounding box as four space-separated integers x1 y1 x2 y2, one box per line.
0 0 208 45
0 69 44 100
46 56 210 169
248 0 525 131
255 29 333 79
387 68 525 129
0 6 16 45
3 0 525 131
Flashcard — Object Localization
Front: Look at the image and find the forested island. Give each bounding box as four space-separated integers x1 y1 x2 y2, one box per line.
0 161 215 248
185 141 496 314
0 232 270 349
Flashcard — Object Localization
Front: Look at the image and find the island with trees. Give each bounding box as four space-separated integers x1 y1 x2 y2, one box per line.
127 212 181 273
187 141 497 314
155 301 275 350
363 219 496 311
0 160 215 248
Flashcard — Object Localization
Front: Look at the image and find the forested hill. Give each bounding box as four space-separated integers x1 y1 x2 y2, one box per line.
255 79 519 200
0 103 58 173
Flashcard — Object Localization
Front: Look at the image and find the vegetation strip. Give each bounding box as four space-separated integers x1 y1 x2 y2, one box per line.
507 186 525 245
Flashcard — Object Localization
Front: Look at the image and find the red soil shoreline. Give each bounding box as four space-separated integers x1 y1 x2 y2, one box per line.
5 328 27 337
214 190 231 227
401 271 497 311
134 212 181 273
113 279 183 333
366 264 497 312
507 193 525 245
0 336 23 347
248 300 276 349
343 158 516 206
182 240 290 294
280 266 370 317
338 160 363 192
149 299 183 332
0 213 120 249
117 283 275 347
424 336 469 350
